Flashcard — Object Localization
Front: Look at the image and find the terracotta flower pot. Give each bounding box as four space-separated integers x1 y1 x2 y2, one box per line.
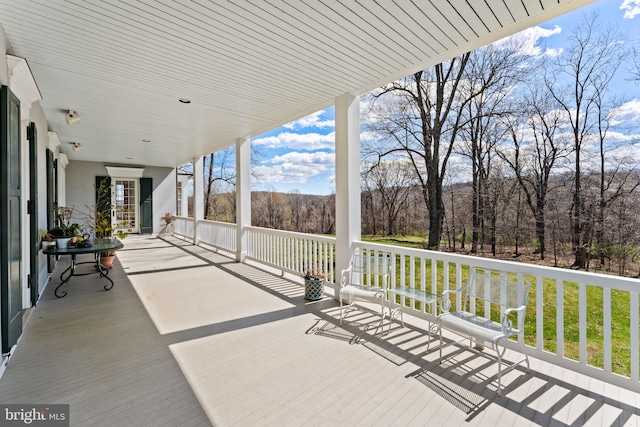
100 254 116 269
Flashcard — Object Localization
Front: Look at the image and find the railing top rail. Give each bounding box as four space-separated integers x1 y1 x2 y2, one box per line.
197 218 236 228
355 240 640 292
247 226 336 244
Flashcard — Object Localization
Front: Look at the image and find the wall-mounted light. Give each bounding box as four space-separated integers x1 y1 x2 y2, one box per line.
71 142 82 152
65 110 80 126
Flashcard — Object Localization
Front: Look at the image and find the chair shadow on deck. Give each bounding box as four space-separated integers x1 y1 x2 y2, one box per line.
409 350 640 426
160 237 640 426
303 301 640 427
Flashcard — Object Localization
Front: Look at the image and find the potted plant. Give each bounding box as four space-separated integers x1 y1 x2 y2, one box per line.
49 207 81 248
79 177 131 268
162 212 174 224
40 229 55 250
160 212 174 234
94 216 130 267
304 268 325 301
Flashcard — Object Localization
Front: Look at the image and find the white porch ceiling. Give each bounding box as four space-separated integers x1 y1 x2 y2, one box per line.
0 0 594 168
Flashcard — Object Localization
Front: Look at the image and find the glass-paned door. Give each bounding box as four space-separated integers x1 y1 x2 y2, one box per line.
112 179 138 233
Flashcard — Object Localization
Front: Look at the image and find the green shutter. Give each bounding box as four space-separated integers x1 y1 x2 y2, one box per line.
140 177 153 234
1 85 22 353
95 176 111 237
28 122 39 306
46 149 55 272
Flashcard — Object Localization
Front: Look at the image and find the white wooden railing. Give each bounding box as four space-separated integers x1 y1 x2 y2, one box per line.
246 226 336 282
172 216 194 239
354 240 639 393
198 219 236 253
172 223 639 393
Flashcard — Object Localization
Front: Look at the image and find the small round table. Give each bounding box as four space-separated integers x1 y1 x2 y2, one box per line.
43 238 124 298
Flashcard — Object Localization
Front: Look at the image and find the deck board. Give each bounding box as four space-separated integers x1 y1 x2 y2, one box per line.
1 235 639 426
0 239 210 426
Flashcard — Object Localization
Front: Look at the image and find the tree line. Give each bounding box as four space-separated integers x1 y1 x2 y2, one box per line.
362 13 640 272
193 13 640 276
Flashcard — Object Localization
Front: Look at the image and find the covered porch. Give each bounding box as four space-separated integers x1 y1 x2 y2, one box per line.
1 235 638 426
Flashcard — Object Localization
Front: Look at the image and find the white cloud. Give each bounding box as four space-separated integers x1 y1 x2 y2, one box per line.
252 131 335 151
620 0 640 18
254 151 334 184
494 25 563 57
360 130 383 143
543 47 564 57
610 99 640 126
271 151 334 166
282 110 334 130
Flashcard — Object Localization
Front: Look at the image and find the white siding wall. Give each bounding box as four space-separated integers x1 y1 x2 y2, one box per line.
29 103 50 297
65 161 175 235
0 24 7 86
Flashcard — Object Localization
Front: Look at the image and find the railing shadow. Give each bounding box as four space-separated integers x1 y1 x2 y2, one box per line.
155 236 640 426
309 306 640 425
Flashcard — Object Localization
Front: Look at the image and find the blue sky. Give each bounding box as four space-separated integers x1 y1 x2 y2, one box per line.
249 0 640 195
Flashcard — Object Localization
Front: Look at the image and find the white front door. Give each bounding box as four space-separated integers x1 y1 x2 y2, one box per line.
112 178 138 233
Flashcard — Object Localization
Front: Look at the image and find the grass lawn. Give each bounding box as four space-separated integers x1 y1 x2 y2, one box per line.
363 235 637 377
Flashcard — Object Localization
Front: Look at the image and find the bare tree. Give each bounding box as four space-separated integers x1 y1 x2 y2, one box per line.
252 189 288 229
204 147 236 220
364 54 472 249
631 46 640 83
288 190 303 232
544 14 625 268
592 88 640 266
361 168 379 235
366 161 415 236
499 86 571 259
457 39 532 253
319 194 336 235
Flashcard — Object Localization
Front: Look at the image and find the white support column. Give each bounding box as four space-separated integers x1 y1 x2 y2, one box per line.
57 153 68 207
236 137 251 262
177 173 190 217
192 156 204 245
335 93 361 296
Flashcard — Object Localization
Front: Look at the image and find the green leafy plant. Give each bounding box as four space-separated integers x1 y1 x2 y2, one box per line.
78 177 131 256
50 206 81 238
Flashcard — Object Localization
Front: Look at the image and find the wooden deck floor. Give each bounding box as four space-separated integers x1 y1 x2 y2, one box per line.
1 235 639 426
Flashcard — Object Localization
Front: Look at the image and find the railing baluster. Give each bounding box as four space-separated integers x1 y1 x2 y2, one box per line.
536 276 544 351
455 263 462 311
557 280 564 358
604 287 612 372
441 261 448 297
631 291 639 382
431 258 437 298
579 282 587 365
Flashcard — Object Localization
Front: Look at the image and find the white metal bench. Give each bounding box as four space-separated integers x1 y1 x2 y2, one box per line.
339 250 392 332
437 270 531 394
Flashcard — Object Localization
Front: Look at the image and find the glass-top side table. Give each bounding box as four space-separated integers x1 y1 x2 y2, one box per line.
388 286 441 352
43 238 124 298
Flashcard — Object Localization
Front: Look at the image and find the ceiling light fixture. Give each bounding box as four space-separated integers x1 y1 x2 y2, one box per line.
65 110 80 126
178 98 191 104
71 142 82 152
